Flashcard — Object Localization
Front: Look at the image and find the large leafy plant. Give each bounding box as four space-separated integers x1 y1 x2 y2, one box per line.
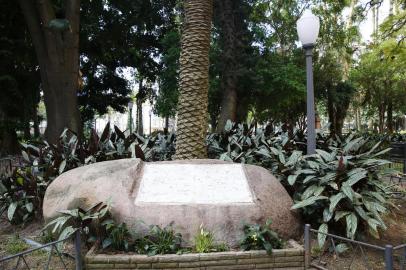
43 202 111 248
134 223 183 256
240 219 283 254
102 220 131 251
286 136 392 243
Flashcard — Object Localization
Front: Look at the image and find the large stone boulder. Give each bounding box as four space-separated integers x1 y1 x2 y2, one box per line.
43 159 301 247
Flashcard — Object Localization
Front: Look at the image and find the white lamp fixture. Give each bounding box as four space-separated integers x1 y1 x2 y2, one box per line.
128 101 133 110
297 9 320 47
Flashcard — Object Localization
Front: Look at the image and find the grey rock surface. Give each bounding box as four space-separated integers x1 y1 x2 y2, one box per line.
43 159 302 247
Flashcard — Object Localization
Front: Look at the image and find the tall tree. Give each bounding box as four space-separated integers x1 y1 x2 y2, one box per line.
175 0 213 159
18 0 82 143
0 0 41 155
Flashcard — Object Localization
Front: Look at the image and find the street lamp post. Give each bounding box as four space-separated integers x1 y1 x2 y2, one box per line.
149 109 152 135
297 10 320 155
128 101 134 134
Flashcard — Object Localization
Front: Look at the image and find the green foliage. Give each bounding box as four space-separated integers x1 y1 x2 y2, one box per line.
43 202 111 248
102 220 131 252
135 224 183 256
0 123 176 225
193 225 229 253
240 219 283 254
3 122 395 243
194 224 214 253
288 136 392 240
4 234 29 254
0 167 43 224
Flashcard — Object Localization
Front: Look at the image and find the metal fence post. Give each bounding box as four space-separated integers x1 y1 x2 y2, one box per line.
385 245 394 270
74 229 82 270
304 224 311 269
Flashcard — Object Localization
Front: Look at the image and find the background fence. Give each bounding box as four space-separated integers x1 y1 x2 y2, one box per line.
304 224 406 270
0 230 82 270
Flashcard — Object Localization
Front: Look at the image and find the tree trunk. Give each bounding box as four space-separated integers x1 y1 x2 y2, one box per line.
0 110 20 156
164 116 169 134
136 99 143 136
175 0 213 159
387 100 393 133
327 91 337 135
0 128 20 157
136 79 144 136
378 103 386 133
18 0 82 143
33 103 40 138
216 0 238 132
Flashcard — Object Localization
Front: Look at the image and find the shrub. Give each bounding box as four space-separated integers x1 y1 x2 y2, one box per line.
287 137 392 243
43 201 111 248
240 219 283 254
3 120 396 242
102 220 131 251
134 223 183 256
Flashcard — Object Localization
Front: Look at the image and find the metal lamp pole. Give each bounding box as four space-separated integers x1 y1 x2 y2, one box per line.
304 45 316 154
297 9 320 155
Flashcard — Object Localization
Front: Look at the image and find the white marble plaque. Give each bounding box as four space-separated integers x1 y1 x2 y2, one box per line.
135 164 253 204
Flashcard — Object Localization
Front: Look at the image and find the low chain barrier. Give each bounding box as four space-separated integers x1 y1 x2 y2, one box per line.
304 224 406 270
0 230 82 270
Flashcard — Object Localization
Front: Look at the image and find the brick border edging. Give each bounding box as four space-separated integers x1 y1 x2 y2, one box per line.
85 244 305 269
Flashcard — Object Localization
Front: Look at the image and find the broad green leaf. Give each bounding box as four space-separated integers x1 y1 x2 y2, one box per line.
255 148 272 159
0 182 7 194
334 211 351 221
317 223 328 248
291 196 328 210
314 186 325 196
302 185 319 199
59 160 67 174
219 153 233 162
329 193 346 212
371 148 391 157
323 208 333 222
316 149 334 162
303 175 316 183
224 120 233 132
307 161 320 170
343 137 363 153
329 182 339 190
288 174 299 186
270 147 280 156
285 151 302 166
320 172 337 184
25 202 33 213
346 169 367 186
363 191 386 203
16 177 24 185
346 213 358 239
278 153 286 164
22 151 30 162
341 184 354 201
335 243 349 254
102 238 112 249
355 206 369 221
367 218 381 238
7 202 17 221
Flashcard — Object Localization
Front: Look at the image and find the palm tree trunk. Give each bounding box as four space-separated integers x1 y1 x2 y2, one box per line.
175 0 213 159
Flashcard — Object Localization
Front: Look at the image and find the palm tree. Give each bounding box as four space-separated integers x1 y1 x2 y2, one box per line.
175 0 213 159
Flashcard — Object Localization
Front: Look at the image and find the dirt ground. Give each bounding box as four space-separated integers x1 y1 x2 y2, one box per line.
0 219 76 270
310 197 406 270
